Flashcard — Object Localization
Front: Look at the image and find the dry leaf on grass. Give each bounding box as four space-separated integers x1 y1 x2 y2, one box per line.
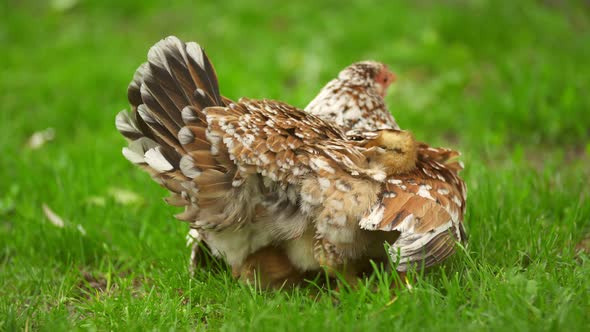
42 203 65 228
108 187 143 205
77 224 87 236
26 128 55 150
50 0 79 12
85 196 106 207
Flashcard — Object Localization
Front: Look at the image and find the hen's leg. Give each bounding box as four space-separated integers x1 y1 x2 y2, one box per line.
187 229 220 276
314 237 361 287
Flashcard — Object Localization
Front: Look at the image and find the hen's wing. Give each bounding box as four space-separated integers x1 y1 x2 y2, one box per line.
360 144 467 271
204 98 392 186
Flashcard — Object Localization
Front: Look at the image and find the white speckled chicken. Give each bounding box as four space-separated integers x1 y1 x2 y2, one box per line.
116 36 467 288
305 60 399 131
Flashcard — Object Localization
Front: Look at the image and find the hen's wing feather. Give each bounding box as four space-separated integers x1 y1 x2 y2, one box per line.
204 98 392 186
360 145 466 271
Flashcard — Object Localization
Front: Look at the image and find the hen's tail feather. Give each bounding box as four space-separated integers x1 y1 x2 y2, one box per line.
127 63 147 110
117 35 233 219
116 111 148 142
178 126 211 152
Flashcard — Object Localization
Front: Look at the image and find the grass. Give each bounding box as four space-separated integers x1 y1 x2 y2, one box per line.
1 0 590 330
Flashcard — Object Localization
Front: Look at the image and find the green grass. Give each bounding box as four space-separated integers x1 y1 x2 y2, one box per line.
2 0 590 330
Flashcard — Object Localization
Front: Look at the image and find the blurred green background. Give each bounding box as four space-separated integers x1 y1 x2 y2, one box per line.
1 0 589 330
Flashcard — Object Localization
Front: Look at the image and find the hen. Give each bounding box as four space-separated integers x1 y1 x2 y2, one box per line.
116 36 466 288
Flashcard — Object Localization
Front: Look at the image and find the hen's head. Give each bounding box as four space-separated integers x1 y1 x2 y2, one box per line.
338 61 396 97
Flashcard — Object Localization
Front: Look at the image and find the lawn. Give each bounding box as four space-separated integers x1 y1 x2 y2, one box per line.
1 0 590 330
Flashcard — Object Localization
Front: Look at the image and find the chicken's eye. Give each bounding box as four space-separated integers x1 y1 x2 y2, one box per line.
381 145 403 153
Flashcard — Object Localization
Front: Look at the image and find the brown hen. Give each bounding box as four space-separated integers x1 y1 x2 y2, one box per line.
116 36 466 288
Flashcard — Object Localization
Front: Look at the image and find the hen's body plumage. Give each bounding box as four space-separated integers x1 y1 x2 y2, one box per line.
117 36 467 287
